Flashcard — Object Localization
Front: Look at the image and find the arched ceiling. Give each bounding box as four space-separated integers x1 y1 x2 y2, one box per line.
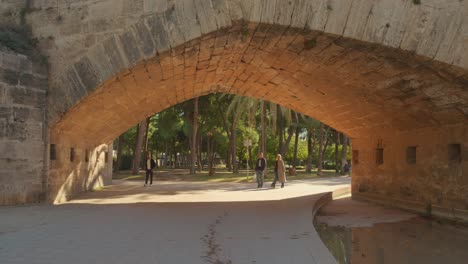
50 23 468 145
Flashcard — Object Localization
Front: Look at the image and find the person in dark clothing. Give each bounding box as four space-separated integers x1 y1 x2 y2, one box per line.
145 152 157 187
255 152 267 188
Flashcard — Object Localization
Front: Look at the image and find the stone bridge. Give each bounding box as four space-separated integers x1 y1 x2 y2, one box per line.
0 0 467 220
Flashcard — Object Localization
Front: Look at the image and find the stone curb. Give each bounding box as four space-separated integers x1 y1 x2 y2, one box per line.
353 192 468 224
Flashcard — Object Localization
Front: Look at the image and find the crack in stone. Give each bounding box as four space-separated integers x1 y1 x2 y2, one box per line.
201 211 231 264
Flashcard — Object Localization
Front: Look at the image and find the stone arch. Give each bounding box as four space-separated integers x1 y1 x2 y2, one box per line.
50 22 467 144
22 1 465 216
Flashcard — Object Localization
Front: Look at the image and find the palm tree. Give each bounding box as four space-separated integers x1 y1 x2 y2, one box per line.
261 100 267 154
226 95 260 174
114 134 125 172
340 134 348 174
190 97 199 175
317 123 324 176
132 118 148 175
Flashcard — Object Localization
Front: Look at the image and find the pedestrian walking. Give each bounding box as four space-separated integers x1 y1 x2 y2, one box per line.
255 152 267 188
145 152 157 187
271 154 286 188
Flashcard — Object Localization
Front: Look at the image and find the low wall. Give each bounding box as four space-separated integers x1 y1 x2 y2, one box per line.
0 49 48 205
352 123 468 221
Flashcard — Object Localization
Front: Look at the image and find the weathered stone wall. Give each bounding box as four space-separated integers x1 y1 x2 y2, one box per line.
48 142 113 204
352 123 468 219
19 0 467 124
0 49 48 205
0 0 27 27
0 1 115 205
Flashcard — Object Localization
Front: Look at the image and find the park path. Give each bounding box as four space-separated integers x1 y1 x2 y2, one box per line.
0 177 350 264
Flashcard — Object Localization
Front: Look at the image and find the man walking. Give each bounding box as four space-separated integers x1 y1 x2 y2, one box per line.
255 152 267 188
145 152 157 187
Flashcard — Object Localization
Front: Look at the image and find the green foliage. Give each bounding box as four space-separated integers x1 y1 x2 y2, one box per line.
115 93 346 174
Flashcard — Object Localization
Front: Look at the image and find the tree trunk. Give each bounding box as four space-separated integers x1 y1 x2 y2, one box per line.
317 123 324 177
292 126 300 169
280 126 294 157
321 128 331 159
248 146 252 170
277 106 283 154
341 134 348 174
335 131 340 173
190 98 199 175
207 136 212 174
306 130 313 173
197 134 203 172
143 117 150 157
115 134 125 172
226 148 232 171
164 143 168 167
261 101 267 154
231 112 239 174
132 118 148 175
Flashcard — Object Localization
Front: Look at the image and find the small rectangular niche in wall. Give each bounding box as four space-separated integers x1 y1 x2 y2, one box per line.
352 150 359 165
376 148 384 165
406 146 417 164
448 144 462 164
85 149 89 163
50 144 56 160
105 152 108 163
70 148 75 162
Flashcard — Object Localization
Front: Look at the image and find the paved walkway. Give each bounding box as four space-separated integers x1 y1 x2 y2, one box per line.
0 177 350 264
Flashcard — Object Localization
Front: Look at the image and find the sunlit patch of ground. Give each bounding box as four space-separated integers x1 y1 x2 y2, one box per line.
67 176 351 205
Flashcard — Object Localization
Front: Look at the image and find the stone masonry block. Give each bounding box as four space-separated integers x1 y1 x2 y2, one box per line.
118 31 143 66
146 15 170 53
102 36 128 73
8 87 46 108
0 68 19 86
133 20 156 58
19 73 48 90
74 56 100 93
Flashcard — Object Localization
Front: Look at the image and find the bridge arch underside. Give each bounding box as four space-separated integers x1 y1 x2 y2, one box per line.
49 24 467 218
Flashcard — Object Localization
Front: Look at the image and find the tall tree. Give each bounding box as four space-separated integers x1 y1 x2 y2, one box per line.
317 123 324 177
306 129 315 173
142 117 150 161
292 126 300 169
190 97 199 175
340 134 348 174
115 134 125 172
132 118 148 175
335 131 340 173
261 100 267 154
230 110 240 174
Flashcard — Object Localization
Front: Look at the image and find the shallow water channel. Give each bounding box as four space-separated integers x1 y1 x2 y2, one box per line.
315 204 468 264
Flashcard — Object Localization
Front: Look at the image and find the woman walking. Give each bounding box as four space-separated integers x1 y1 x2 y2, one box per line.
271 154 286 188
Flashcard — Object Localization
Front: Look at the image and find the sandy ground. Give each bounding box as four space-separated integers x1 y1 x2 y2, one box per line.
0 177 350 264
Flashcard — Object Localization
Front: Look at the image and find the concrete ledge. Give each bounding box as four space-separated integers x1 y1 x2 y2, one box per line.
353 192 468 224
312 186 352 217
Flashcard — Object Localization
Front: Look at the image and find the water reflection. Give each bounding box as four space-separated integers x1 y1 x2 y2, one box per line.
315 216 468 264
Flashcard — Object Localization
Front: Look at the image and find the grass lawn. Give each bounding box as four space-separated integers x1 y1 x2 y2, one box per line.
113 168 341 183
